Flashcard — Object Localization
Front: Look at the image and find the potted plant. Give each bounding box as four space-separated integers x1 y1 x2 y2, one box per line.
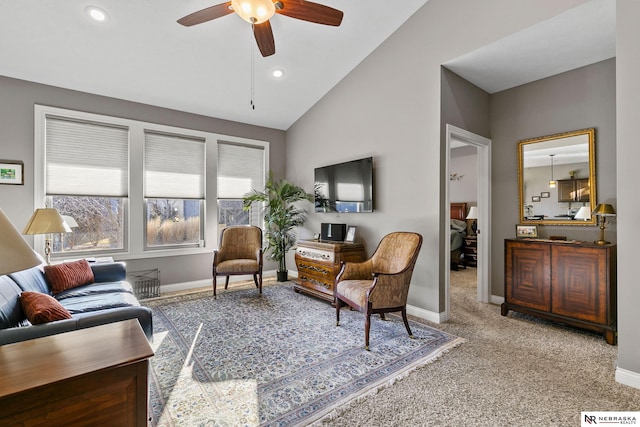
243 173 313 282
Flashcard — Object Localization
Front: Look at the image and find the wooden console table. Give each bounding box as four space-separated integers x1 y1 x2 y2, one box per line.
0 319 154 426
503 238 617 344
294 239 365 303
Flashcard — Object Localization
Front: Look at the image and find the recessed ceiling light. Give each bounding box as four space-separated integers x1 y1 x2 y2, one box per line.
271 69 285 78
85 6 109 23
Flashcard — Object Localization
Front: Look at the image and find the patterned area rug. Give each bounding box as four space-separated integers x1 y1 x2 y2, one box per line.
145 283 463 426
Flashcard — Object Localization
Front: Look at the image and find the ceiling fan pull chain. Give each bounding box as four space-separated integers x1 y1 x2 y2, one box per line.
250 24 256 110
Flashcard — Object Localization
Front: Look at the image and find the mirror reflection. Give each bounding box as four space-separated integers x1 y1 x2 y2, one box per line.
518 128 596 225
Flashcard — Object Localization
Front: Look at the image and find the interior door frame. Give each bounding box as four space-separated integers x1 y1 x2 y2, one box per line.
444 124 492 319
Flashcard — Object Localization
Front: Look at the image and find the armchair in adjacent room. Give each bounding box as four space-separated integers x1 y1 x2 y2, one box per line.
335 231 423 350
212 225 263 298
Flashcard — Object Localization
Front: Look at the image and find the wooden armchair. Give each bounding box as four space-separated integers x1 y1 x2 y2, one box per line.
212 225 263 299
335 231 423 350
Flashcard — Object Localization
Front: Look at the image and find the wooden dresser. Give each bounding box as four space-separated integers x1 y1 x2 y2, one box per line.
0 319 154 426
294 239 365 303
463 235 478 267
502 238 617 344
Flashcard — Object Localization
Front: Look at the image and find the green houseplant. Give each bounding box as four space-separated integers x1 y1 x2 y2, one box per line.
243 173 313 282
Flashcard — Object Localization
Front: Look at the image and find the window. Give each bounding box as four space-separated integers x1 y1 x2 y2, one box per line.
36 105 269 259
217 141 265 237
144 132 205 248
45 116 128 254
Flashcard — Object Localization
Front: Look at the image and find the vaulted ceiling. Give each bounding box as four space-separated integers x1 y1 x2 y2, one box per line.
0 1 614 130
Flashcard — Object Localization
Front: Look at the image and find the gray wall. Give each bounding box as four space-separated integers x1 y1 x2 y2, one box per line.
286 0 590 315
491 58 617 297
616 0 640 379
450 145 478 205
0 75 286 285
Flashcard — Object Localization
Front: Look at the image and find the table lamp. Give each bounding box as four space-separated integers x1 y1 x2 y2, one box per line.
592 203 616 245
23 208 72 264
0 209 42 275
466 206 478 235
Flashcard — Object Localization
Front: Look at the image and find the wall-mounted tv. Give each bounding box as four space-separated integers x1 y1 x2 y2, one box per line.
314 157 373 213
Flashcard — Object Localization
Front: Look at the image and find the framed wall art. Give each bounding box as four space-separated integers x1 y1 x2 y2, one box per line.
516 224 538 238
345 226 357 243
0 160 24 185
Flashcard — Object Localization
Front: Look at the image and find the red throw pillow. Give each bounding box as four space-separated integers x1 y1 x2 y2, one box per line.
20 291 72 324
44 259 95 295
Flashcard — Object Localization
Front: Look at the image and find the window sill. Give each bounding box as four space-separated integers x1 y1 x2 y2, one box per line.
50 246 212 264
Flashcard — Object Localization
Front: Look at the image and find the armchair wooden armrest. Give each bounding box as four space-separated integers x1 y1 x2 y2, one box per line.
336 259 374 282
256 248 263 266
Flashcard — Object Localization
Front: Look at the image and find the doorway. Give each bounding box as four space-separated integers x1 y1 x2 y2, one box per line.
445 124 491 320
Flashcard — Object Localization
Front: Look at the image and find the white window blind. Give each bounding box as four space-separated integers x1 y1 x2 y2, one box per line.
144 132 205 199
217 142 265 198
45 116 129 197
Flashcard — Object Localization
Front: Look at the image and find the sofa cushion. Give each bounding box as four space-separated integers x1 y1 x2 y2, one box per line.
20 291 72 324
55 281 134 300
90 262 127 283
0 276 25 329
58 292 141 315
9 267 50 294
44 260 95 295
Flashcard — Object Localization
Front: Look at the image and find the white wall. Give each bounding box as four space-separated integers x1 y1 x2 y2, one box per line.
615 0 640 385
450 145 478 205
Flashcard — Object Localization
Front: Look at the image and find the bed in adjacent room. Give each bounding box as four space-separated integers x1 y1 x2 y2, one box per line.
450 202 468 270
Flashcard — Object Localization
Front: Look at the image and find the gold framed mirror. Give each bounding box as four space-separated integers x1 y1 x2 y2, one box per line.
518 128 596 226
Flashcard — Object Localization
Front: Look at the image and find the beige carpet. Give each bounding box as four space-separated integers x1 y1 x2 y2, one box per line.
316 268 640 426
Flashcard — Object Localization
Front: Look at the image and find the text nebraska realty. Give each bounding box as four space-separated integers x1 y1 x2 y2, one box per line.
585 414 637 425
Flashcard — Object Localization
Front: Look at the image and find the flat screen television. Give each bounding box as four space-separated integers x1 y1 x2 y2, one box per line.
314 157 373 213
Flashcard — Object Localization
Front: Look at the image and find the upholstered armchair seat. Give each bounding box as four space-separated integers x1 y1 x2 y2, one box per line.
215 259 260 275
213 226 263 298
335 231 423 350
335 280 371 307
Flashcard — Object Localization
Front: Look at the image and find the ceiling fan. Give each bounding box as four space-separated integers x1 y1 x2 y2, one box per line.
177 0 344 57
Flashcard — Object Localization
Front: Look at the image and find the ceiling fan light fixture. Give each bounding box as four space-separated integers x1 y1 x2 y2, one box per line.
231 0 276 24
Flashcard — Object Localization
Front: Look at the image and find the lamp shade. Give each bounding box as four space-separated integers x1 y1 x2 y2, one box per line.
574 206 591 220
592 204 616 217
23 208 72 235
466 206 478 220
0 209 42 275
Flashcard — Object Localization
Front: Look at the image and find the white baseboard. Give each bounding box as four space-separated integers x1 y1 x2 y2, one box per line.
158 271 478 327
160 269 278 294
161 278 210 294
616 367 640 390
407 304 445 323
491 295 504 305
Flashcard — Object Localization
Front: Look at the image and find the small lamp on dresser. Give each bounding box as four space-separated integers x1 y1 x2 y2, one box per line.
466 206 478 235
592 203 616 245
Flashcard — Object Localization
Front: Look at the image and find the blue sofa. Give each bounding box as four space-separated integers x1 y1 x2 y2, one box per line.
0 262 153 345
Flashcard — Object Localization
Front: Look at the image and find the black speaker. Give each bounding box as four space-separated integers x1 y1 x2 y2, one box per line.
321 223 347 242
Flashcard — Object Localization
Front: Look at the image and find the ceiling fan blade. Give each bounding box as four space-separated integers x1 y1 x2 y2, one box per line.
253 21 276 57
276 0 343 26
177 2 233 27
